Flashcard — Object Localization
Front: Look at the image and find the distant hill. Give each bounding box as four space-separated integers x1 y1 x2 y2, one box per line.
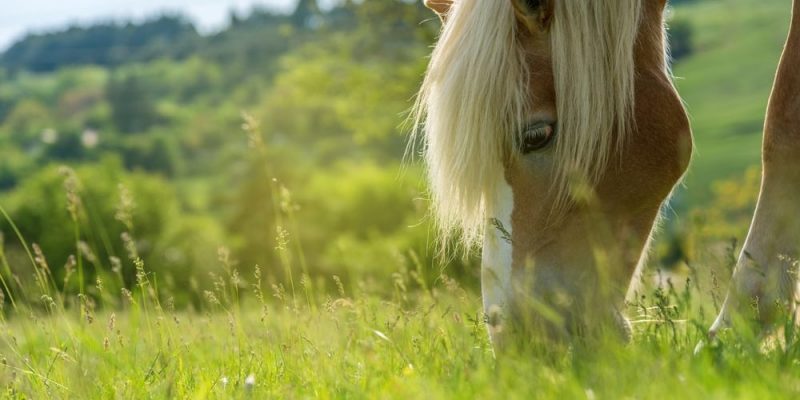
0 1 327 74
1 16 201 72
0 0 791 206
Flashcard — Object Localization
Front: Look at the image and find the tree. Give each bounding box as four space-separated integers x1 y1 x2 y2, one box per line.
669 18 695 62
106 74 160 134
292 0 322 29
0 16 199 72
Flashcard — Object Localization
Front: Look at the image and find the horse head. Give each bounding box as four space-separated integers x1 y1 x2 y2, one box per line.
415 0 692 346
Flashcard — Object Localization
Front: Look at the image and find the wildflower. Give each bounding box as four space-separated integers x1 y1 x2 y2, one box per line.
121 288 135 305
59 167 82 221
115 184 135 231
333 275 345 298
32 244 51 273
121 232 139 262
110 256 122 275
279 185 298 213
63 255 76 287
241 111 263 149
81 129 100 148
40 294 55 308
78 241 98 265
41 128 58 144
220 376 229 389
204 291 221 306
217 247 231 268
134 258 147 288
275 226 289 251
244 374 256 391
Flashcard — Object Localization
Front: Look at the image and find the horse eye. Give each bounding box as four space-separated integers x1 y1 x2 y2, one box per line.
519 122 555 154
525 0 541 10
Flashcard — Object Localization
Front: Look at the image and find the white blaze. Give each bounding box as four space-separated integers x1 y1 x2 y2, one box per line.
481 178 514 339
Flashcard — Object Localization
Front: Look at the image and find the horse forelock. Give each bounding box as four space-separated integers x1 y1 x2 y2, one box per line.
550 0 642 207
411 0 645 250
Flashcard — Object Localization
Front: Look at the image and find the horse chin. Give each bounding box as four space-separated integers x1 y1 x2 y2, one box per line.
483 254 637 350
489 292 633 353
481 180 638 348
512 273 631 342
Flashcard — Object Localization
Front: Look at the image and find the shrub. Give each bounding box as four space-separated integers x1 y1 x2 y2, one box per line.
0 158 226 307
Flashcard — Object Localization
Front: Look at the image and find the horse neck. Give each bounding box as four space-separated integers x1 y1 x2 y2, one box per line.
633 0 663 65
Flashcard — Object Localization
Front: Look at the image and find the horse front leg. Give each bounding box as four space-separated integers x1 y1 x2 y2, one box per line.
710 2 800 337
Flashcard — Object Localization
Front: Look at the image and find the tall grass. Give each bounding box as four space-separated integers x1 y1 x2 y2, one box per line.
0 120 798 399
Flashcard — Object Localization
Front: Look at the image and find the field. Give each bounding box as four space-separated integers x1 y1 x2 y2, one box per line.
2 257 800 399
2 0 800 398
673 0 792 203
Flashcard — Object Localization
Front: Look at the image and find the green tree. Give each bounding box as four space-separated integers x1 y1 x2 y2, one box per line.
669 17 695 62
106 73 161 134
1 160 224 306
0 100 54 143
292 0 322 29
0 16 199 72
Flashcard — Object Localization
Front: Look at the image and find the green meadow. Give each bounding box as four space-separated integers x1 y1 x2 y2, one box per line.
1 0 799 398
674 0 792 203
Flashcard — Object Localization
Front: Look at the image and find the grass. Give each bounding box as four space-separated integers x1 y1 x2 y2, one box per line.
2 0 800 398
2 261 800 399
1 164 798 399
1 197 800 400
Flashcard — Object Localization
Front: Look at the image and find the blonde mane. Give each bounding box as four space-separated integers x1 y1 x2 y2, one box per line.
411 0 643 248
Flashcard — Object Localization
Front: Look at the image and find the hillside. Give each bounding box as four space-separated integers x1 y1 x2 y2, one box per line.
0 0 790 205
673 0 792 203
0 0 793 302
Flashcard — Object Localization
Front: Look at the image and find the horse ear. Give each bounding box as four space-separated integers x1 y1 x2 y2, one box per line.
424 0 453 21
512 0 554 32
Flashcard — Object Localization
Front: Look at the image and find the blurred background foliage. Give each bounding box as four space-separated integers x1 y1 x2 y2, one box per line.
0 0 789 309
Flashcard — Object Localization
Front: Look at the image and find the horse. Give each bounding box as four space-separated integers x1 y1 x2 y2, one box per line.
412 0 800 347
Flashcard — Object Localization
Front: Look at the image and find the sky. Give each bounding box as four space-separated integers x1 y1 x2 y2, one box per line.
0 0 330 51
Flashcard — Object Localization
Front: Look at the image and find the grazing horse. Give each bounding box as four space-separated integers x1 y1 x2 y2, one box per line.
415 0 800 348
412 0 692 345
